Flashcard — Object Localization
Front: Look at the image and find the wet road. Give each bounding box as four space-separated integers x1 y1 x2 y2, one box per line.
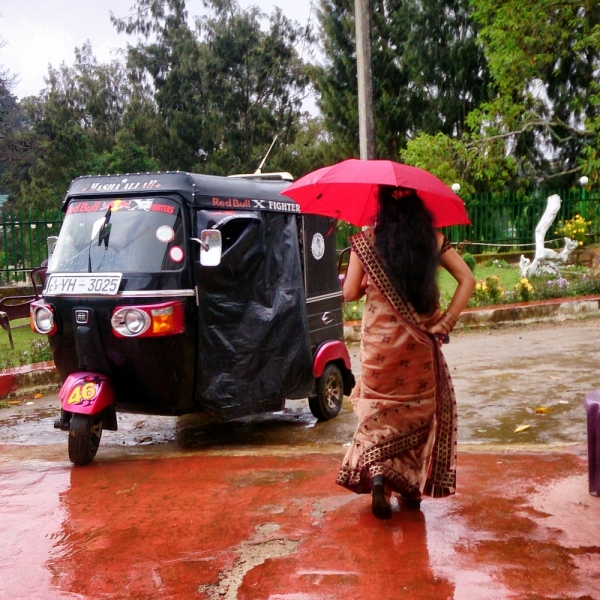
2 316 598 451
2 317 600 599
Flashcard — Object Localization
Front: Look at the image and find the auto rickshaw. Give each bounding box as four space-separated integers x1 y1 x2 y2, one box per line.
30 171 355 465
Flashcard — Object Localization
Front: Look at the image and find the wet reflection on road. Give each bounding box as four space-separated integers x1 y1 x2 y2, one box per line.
2 450 599 599
3 319 600 598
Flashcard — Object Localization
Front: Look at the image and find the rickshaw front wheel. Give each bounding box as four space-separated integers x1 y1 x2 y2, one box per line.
309 363 344 421
68 413 103 466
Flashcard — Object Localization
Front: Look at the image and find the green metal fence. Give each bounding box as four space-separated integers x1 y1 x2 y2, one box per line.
443 188 600 252
337 187 600 254
1 187 599 285
0 207 64 285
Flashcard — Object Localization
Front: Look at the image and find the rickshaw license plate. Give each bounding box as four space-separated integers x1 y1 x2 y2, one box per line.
46 273 122 295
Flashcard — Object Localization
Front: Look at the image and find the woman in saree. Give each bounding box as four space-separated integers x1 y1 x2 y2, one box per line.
336 187 476 520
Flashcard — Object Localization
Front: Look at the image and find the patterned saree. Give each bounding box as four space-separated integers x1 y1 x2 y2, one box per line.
336 231 457 499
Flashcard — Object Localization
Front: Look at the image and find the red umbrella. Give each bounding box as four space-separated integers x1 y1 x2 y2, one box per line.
280 159 470 228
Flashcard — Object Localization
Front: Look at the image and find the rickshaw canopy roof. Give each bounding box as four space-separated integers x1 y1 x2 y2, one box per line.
65 171 299 214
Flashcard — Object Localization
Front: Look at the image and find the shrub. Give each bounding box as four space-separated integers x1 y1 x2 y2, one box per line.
534 277 569 300
487 275 504 303
571 273 600 296
470 275 505 306
462 252 476 272
0 338 52 371
514 277 534 301
343 300 363 322
555 214 592 246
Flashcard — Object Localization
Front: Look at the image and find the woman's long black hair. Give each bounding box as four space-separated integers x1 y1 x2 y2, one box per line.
374 187 440 315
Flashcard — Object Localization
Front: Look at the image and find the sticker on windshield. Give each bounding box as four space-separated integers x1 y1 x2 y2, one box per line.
67 199 175 215
311 233 325 260
156 225 175 243
169 246 184 263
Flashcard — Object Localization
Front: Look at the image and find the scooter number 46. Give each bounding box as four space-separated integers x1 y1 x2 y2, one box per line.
67 383 99 405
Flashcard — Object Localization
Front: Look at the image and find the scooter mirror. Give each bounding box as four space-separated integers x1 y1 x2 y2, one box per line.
199 229 222 267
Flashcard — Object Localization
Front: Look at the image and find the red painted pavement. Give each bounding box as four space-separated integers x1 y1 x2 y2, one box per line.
1 448 599 599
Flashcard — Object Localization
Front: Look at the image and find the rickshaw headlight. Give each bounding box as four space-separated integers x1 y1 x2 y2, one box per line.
111 301 184 338
31 302 57 335
111 308 151 337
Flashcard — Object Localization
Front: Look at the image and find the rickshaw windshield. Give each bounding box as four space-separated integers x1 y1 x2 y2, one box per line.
47 197 184 273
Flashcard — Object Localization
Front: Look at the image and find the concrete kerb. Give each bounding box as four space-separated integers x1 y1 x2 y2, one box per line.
0 361 60 400
2 296 600 399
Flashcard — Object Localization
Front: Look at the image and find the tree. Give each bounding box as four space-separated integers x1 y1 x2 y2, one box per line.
0 37 29 197
112 0 314 174
312 0 491 161
2 43 159 210
400 0 600 192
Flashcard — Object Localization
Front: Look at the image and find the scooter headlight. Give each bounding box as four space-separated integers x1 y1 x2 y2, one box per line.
31 302 57 335
111 308 151 337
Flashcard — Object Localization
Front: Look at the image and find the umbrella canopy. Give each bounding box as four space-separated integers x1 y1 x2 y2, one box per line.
280 159 470 228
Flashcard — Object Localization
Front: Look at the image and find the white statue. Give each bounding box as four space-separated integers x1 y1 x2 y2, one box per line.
519 194 578 278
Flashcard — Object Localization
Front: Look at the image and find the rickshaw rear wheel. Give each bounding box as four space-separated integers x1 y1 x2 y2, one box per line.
68 413 103 466
309 363 344 421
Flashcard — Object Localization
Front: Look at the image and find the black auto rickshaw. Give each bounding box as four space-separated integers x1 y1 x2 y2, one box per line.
30 171 355 465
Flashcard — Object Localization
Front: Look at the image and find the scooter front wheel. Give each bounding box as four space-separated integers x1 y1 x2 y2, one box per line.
309 363 344 421
68 413 103 466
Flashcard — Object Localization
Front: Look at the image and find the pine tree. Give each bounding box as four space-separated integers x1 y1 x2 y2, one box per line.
313 0 490 160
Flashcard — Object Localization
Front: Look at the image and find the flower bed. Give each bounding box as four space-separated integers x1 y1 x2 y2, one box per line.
343 258 600 323
467 271 600 308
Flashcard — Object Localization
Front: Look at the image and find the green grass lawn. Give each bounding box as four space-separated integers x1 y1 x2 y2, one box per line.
0 319 51 370
438 263 522 307
344 263 524 321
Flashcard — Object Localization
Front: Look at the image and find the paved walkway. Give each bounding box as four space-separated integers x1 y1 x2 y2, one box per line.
2 301 600 599
1 442 598 599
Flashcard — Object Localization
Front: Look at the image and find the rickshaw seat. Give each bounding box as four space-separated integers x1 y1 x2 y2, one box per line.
0 295 35 350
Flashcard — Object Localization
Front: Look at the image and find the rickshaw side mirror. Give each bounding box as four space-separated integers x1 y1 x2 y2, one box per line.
90 216 106 242
194 230 222 267
47 236 58 260
98 223 112 248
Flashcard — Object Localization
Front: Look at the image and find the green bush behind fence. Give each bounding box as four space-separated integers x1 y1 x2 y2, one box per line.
1 188 599 285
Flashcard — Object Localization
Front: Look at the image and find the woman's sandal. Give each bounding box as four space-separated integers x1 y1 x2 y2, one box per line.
371 477 392 520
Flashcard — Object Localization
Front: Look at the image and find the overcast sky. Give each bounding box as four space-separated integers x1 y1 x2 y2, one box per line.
1 0 317 100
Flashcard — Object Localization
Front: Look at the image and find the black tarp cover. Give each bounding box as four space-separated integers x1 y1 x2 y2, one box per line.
194 209 314 420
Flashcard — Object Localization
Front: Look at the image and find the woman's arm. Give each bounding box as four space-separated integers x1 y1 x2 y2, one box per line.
429 234 476 337
343 250 368 301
